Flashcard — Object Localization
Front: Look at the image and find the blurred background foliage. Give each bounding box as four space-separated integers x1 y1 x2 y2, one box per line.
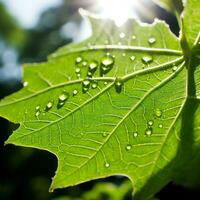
0 0 199 199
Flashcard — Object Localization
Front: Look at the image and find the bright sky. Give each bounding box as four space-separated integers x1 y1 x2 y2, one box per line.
1 0 63 28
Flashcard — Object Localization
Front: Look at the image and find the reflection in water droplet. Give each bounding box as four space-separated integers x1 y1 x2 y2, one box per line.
145 127 153 136
148 120 154 126
130 56 135 61
23 81 28 87
148 37 156 44
46 101 54 111
115 78 123 93
132 35 136 40
76 56 83 63
172 66 178 72
100 55 115 76
159 124 163 128
155 108 162 118
73 90 78 96
126 144 132 151
82 79 90 93
133 132 138 137
142 56 153 64
105 162 110 168
119 32 125 39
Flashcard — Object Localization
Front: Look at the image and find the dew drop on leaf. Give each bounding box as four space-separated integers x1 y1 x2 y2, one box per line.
102 132 108 137
155 108 162 118
92 82 98 89
76 56 83 63
145 127 153 136
88 61 98 75
75 68 81 74
130 56 135 61
148 37 156 44
82 61 88 67
100 55 115 76
57 92 69 108
133 132 138 137
104 162 110 168
122 53 126 57
115 78 123 93
73 90 78 96
159 124 163 128
172 66 178 72
126 144 132 151
46 101 54 111
35 111 40 117
142 56 153 64
35 105 40 111
148 120 154 126
82 79 90 93
23 81 28 87
104 82 108 85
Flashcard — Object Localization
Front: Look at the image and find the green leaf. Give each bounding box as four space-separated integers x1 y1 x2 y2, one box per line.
0 3 199 200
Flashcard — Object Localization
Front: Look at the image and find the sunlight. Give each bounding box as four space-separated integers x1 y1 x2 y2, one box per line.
97 0 140 26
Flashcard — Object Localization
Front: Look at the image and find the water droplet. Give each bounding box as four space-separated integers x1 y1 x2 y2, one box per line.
23 81 28 87
87 72 92 77
73 90 78 96
145 127 153 136
92 81 98 89
155 108 162 118
102 132 108 137
148 37 156 44
104 82 108 85
133 132 138 137
119 32 125 39
115 78 123 93
122 53 126 57
35 111 40 117
82 79 90 93
172 66 178 72
126 144 132 151
76 56 83 63
46 101 54 111
57 92 69 108
82 61 87 67
130 56 135 61
35 105 40 111
88 61 98 75
148 120 154 126
100 55 115 76
106 52 111 56
142 56 153 64
158 124 163 128
105 162 110 168
132 35 136 40
75 68 81 74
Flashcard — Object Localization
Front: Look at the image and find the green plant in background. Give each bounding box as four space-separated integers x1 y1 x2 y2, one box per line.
0 0 199 199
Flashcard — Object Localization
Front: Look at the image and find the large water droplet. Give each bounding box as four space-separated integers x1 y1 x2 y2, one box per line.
46 101 54 111
130 56 135 61
115 78 123 93
155 108 162 118
82 79 90 93
100 55 115 76
148 37 156 44
76 56 83 63
145 127 153 136
126 144 132 151
119 32 126 39
104 162 110 168
142 56 153 64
